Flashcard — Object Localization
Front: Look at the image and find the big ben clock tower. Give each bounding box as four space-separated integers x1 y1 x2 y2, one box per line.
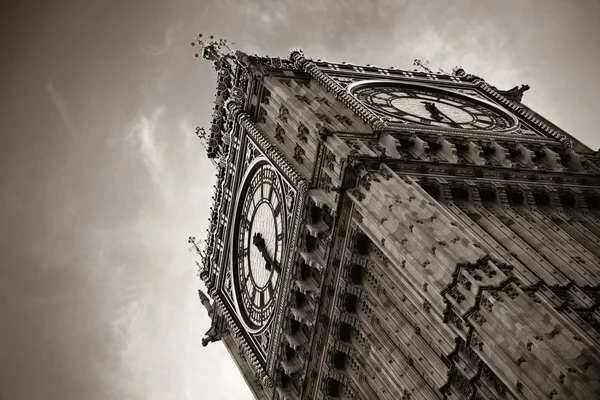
192 36 600 400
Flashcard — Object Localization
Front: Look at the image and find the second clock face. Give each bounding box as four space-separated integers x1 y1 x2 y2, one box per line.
352 84 516 130
233 161 285 331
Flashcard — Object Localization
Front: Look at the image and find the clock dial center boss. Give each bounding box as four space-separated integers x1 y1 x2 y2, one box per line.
232 160 286 331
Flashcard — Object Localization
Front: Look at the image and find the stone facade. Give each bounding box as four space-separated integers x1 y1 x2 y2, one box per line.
192 36 600 399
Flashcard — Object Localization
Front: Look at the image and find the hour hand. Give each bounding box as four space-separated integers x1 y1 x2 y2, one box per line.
421 101 443 121
253 233 280 273
253 232 267 251
421 101 461 128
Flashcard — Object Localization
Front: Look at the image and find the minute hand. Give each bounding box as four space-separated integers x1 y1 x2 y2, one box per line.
262 249 280 273
431 105 462 128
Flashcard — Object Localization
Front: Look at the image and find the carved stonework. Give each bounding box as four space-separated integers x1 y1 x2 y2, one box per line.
297 122 309 143
335 114 353 126
315 113 332 124
316 124 333 142
294 143 306 163
278 104 290 123
275 124 286 143
197 46 600 400
314 96 331 107
324 151 336 171
295 94 311 105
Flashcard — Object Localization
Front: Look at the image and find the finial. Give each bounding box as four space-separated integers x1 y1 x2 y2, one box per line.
452 66 466 76
191 33 249 74
191 34 234 61
413 59 433 74
198 288 214 318
195 126 209 149
198 288 211 304
188 237 202 254
288 48 305 60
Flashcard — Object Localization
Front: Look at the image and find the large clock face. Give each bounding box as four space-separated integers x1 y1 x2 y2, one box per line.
351 84 516 130
232 161 285 332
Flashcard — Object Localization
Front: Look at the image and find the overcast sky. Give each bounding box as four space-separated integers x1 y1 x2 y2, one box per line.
1 1 599 399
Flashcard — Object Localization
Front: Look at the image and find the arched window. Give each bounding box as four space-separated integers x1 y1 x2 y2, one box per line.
332 351 346 370
585 192 600 210
344 293 358 314
450 186 470 202
559 192 576 209
290 318 301 335
349 264 363 285
506 189 525 206
326 379 341 397
305 234 318 252
300 263 311 281
479 187 497 203
294 291 306 308
285 345 296 361
339 323 352 342
309 205 323 224
355 234 371 256
533 191 551 207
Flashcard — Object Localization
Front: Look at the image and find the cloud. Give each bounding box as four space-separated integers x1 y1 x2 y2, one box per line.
126 107 170 193
142 26 180 57
46 80 75 137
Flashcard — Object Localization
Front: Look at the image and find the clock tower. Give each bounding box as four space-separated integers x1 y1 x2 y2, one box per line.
193 36 600 399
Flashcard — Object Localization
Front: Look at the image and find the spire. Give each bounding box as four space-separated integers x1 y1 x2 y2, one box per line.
191 33 249 71
198 288 214 318
191 34 235 67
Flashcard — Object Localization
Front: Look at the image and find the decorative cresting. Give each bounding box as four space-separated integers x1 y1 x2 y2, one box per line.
198 164 227 290
225 100 308 193
192 36 253 292
192 34 251 161
288 49 388 133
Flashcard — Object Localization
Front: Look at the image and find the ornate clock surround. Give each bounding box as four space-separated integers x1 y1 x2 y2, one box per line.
348 80 520 132
219 131 302 370
231 156 287 334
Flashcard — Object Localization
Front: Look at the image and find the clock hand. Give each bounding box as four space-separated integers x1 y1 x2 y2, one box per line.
422 101 462 128
421 101 443 121
252 232 266 250
252 233 281 273
436 110 462 129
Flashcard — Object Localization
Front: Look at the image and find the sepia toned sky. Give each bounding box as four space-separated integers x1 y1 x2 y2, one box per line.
0 0 599 399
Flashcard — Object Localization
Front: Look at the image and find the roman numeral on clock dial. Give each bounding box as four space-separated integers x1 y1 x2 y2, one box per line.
353 85 515 131
233 162 288 329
